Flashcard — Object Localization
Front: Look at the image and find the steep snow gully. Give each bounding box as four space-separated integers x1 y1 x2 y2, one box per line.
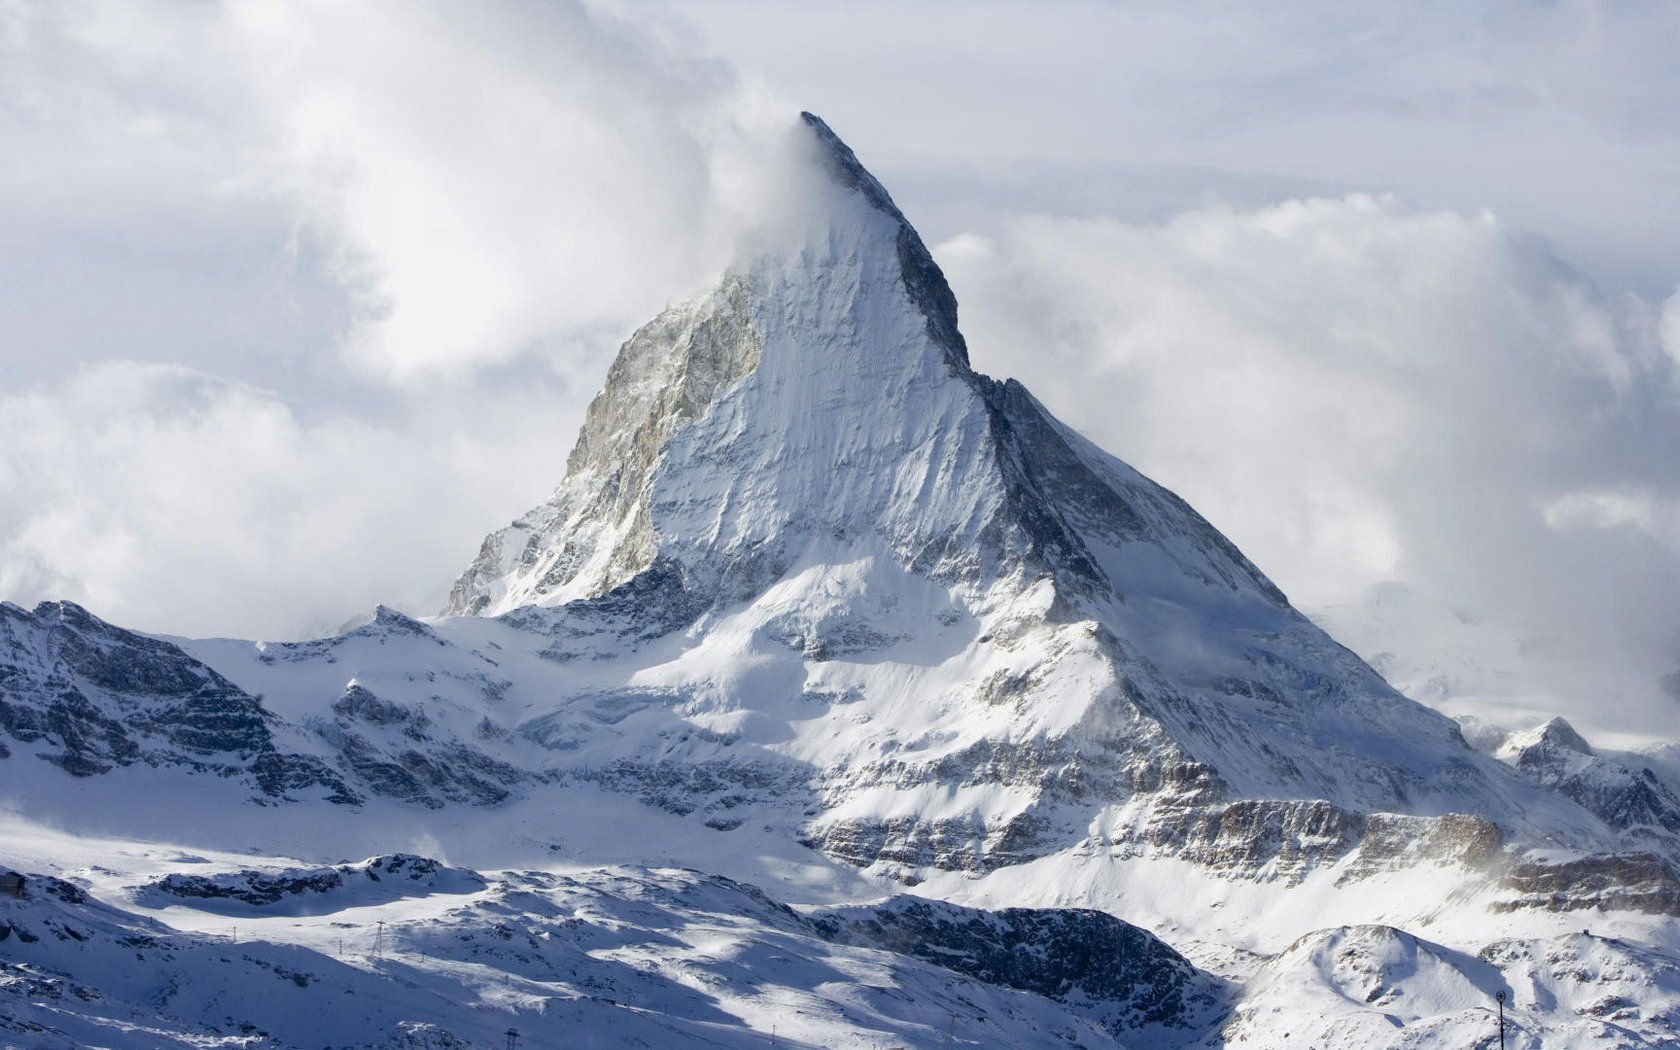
3 113 1679 1048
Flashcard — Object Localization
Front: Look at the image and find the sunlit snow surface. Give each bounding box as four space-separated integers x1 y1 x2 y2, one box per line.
0 823 1126 1050
5 115 1680 1047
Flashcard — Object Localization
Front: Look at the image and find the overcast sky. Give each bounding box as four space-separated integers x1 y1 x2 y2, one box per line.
3 1 1679 736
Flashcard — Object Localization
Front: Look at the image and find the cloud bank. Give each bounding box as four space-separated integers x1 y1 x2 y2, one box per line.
941 197 1680 733
217 0 786 381
0 361 591 639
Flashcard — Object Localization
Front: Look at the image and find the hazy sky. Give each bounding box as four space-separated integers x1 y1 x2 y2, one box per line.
3 1 1679 734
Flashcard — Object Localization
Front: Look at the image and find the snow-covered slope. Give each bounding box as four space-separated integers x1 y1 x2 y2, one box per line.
1222 924 1680 1048
0 845 1150 1050
4 112 1680 1048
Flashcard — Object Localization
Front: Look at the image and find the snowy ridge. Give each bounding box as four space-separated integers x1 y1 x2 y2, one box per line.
1498 718 1680 850
5 836 1679 1049
0 856 1148 1050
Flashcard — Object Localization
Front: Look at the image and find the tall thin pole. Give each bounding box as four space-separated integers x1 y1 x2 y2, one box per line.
1496 990 1506 1050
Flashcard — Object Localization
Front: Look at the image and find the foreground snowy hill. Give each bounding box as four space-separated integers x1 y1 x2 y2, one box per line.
0 843 1160 1049
4 113 1680 1047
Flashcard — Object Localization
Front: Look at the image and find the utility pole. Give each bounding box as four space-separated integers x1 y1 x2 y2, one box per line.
940 1011 955 1050
373 920 386 961
504 1027 519 1050
1495 990 1506 1050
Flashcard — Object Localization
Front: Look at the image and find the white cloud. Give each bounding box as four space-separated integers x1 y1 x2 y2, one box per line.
1661 287 1680 367
0 0 790 386
1541 490 1660 534
941 194 1680 731
219 0 789 382
0 361 583 639
624 0 1680 298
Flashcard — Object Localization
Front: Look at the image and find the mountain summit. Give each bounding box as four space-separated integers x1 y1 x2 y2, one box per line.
446 112 1285 625
439 112 1575 857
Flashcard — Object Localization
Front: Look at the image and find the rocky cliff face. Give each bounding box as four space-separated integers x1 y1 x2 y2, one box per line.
0 600 533 810
443 276 763 617
0 599 349 798
1500 717 1680 847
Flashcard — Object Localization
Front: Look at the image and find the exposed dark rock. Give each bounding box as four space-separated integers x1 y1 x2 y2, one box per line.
332 733 520 808
580 758 806 820
812 896 1227 1038
332 684 414 726
1163 798 1363 880
250 752 360 805
0 685 139 775
811 814 1008 873
152 867 345 906
1505 717 1680 840
1340 812 1505 883
142 854 487 909
0 601 347 799
37 878 86 905
1497 852 1680 915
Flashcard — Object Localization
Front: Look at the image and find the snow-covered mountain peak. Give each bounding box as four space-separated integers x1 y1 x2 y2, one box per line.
796 111 971 371
1503 716 1596 760
442 114 1290 630
10 113 1680 1049
434 115 1605 856
442 113 988 618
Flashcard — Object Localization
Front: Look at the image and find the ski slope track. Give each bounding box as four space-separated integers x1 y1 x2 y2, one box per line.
3 113 1678 1048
